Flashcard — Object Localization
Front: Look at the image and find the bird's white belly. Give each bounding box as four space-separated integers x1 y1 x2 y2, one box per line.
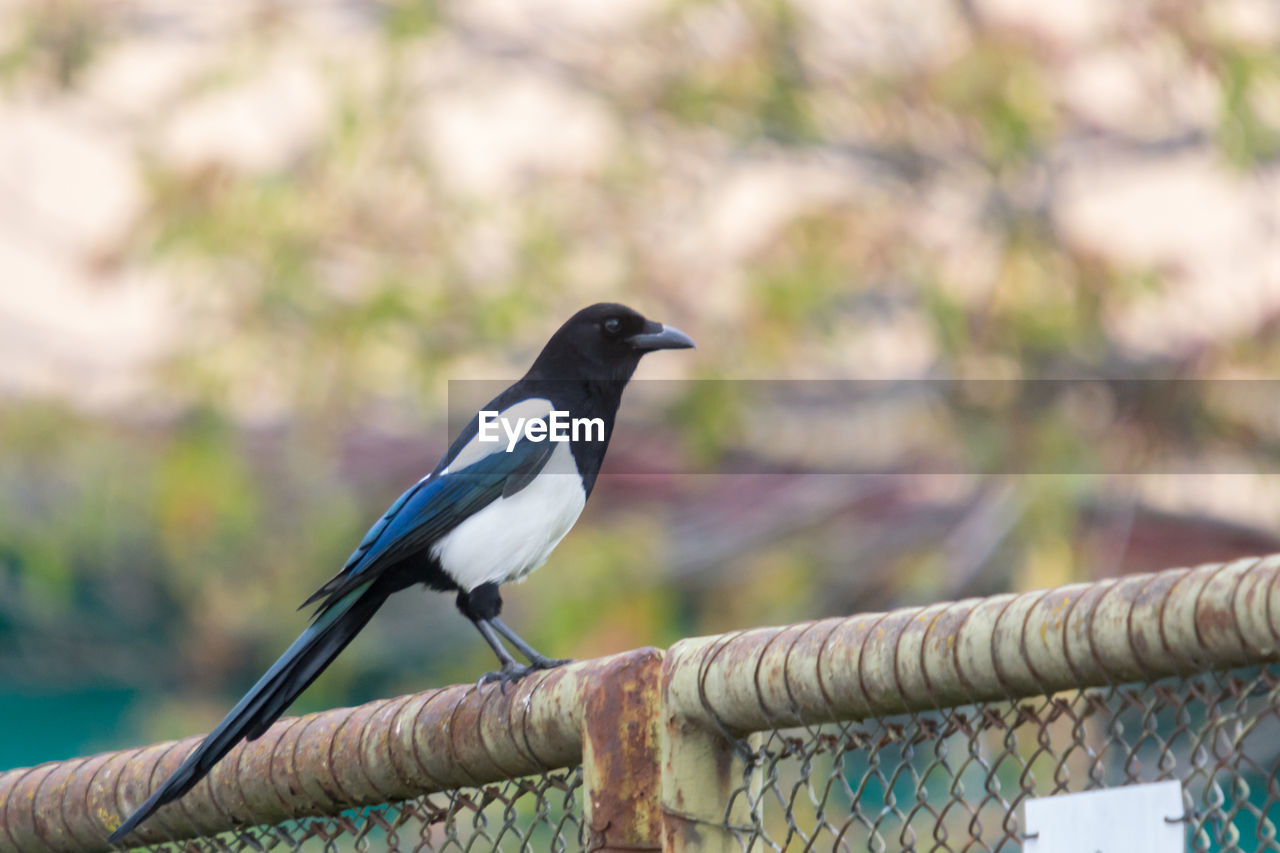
430 442 586 591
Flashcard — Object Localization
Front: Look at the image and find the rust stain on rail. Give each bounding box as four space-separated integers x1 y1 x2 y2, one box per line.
583 648 664 852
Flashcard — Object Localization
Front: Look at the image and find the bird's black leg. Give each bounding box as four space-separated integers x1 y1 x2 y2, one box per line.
457 584 534 686
472 619 532 686
472 617 520 667
490 617 572 670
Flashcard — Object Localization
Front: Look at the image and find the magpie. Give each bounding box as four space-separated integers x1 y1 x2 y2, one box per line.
108 303 694 844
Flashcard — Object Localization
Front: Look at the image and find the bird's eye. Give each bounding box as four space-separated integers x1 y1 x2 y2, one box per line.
603 318 622 335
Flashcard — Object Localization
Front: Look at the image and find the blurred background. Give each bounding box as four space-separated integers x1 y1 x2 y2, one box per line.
1 0 1278 771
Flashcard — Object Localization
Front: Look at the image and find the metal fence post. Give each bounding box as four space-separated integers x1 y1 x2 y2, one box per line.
581 647 665 852
660 635 761 852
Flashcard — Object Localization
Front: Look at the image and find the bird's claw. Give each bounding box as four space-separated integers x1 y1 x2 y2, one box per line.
477 662 534 693
476 658 572 694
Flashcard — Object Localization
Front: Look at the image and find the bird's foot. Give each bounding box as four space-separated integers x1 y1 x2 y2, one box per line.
477 662 535 692
527 656 573 671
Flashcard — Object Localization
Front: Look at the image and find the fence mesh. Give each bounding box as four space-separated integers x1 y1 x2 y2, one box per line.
720 664 1280 852
134 768 585 852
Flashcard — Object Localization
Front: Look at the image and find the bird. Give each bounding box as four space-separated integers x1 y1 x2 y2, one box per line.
108 302 694 844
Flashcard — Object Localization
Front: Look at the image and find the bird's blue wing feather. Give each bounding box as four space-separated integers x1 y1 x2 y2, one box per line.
304 435 556 614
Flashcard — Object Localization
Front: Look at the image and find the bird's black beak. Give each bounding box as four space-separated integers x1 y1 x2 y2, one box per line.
627 321 696 352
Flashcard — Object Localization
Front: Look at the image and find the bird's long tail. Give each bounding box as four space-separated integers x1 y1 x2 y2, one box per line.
108 584 385 845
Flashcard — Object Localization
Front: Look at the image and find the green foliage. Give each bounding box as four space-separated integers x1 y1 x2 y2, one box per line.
1215 44 1280 168
667 378 746 466
0 0 100 89
0 405 139 612
751 212 856 330
922 285 970 358
381 0 441 43
153 412 262 596
657 0 816 141
932 38 1057 171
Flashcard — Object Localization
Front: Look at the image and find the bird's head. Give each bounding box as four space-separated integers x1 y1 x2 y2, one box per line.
528 303 695 382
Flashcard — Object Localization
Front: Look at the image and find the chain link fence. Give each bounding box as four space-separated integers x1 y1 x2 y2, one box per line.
722 666 1280 851
139 770 587 853
4 554 1280 852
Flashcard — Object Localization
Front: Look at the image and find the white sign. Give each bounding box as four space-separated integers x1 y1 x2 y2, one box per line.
1024 781 1185 853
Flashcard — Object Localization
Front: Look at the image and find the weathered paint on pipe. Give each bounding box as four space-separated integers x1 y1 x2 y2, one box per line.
662 555 1280 736
0 651 651 852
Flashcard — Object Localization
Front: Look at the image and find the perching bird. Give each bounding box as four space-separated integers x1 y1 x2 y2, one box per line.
108 303 693 844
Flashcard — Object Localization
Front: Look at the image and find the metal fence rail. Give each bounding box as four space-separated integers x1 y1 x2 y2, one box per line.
3 554 1279 851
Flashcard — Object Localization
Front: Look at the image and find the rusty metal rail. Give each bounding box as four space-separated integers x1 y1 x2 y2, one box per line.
2 554 1278 851
661 555 1280 849
0 651 663 852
